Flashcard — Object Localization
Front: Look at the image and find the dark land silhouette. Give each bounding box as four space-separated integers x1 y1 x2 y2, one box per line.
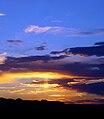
0 98 104 115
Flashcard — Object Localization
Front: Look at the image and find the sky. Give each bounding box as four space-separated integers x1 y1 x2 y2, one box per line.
0 0 104 104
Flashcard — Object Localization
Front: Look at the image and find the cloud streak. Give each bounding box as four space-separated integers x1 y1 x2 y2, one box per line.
6 40 22 43
0 13 6 16
25 25 104 36
51 20 64 23
25 25 61 34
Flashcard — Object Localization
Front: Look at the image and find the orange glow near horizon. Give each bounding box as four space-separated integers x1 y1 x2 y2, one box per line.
0 71 103 104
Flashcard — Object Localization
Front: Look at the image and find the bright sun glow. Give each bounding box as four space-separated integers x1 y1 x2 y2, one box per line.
0 71 73 84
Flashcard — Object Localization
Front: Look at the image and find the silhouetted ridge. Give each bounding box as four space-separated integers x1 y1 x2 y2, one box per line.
0 98 104 114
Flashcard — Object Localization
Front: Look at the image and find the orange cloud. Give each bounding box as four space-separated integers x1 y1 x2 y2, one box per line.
0 71 73 84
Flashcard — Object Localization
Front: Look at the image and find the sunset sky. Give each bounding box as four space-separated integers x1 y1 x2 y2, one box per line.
0 0 104 104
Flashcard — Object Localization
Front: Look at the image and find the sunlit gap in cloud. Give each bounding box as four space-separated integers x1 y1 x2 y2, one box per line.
0 71 73 84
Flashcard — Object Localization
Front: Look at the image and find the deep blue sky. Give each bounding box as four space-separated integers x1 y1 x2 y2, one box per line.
0 0 104 56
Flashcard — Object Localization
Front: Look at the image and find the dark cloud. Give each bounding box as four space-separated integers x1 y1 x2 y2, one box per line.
79 31 95 35
35 42 47 51
5 55 65 64
95 28 104 34
76 99 104 104
51 48 70 56
0 55 67 72
69 45 104 57
24 77 104 96
0 55 103 78
25 77 102 86
94 41 104 46
77 29 104 36
50 42 104 57
71 82 104 96
25 78 75 86
60 62 104 77
6 40 22 43
89 57 104 64
35 45 46 51
1 40 104 78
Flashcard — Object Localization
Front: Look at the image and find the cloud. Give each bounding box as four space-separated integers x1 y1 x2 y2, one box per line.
44 16 64 23
24 25 104 36
51 42 104 57
0 13 6 16
0 42 104 77
26 78 75 86
0 53 104 99
60 62 104 77
0 54 103 78
76 99 104 104
19 42 47 53
75 29 104 36
6 40 22 44
35 42 47 51
35 46 46 51
71 82 104 96
0 57 6 64
50 78 104 96
25 25 61 34
51 20 64 23
24 25 51 33
4 55 66 64
94 42 104 46
69 42 104 57
24 76 104 96
50 48 71 56
0 52 7 64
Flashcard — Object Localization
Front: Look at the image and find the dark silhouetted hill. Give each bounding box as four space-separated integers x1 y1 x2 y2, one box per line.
0 97 104 116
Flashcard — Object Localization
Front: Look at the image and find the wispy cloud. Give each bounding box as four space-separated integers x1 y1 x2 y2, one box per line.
51 20 64 23
0 13 6 16
25 25 104 36
44 16 64 23
24 25 62 34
